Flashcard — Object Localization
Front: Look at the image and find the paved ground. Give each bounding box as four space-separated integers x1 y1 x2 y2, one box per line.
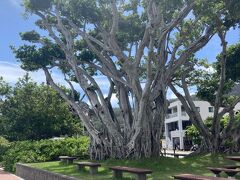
0 168 22 180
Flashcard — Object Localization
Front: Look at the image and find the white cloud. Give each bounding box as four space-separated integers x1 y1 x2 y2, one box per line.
0 61 114 105
9 0 22 9
195 64 215 74
0 61 28 84
0 61 68 86
166 86 197 100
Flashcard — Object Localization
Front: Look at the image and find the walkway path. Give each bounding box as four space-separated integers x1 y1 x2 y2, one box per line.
0 168 22 180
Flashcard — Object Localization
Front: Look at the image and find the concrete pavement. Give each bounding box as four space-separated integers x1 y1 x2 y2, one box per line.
0 168 22 180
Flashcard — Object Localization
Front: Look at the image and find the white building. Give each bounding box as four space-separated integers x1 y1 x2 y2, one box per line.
164 100 240 150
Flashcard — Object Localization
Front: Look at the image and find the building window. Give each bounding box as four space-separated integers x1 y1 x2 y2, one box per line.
181 106 185 112
172 106 178 113
167 122 179 131
167 109 172 114
182 120 192 130
196 107 200 112
209 107 214 112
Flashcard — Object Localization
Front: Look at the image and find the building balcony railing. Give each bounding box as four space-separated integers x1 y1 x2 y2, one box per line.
170 130 186 138
166 112 178 119
166 111 188 119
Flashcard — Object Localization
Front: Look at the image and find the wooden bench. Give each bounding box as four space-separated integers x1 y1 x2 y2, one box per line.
75 162 101 175
109 166 152 180
222 165 240 169
173 174 228 180
226 156 240 162
59 156 77 164
207 167 240 178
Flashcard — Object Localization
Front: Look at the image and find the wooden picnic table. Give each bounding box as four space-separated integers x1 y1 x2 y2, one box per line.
226 156 240 162
207 167 240 178
75 162 101 175
222 165 240 169
59 156 77 164
173 174 228 180
109 166 152 180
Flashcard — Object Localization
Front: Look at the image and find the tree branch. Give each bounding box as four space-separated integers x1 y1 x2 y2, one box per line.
110 0 119 36
212 28 227 136
168 26 214 79
42 66 102 143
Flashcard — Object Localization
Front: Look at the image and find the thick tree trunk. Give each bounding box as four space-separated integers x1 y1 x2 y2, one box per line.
117 84 133 141
131 107 165 158
89 136 126 160
88 95 167 159
151 94 167 156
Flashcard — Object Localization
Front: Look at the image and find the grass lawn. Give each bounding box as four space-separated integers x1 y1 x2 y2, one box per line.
28 154 240 180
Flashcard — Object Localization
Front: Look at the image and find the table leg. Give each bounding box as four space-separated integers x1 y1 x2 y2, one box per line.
225 172 237 179
60 159 67 164
90 167 98 175
174 155 179 158
77 165 84 171
213 173 220 177
136 174 147 180
67 159 73 164
113 170 123 178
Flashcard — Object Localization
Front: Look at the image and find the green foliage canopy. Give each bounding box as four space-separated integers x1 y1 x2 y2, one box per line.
0 74 82 141
194 42 240 105
0 136 10 162
216 43 240 82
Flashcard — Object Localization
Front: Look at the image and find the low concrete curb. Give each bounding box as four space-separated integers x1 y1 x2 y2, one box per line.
16 163 79 180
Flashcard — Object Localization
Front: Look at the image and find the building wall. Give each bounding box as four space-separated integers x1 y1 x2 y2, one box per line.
164 100 240 150
234 103 240 111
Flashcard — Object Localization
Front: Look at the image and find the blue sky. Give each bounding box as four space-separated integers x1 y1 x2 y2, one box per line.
0 0 240 100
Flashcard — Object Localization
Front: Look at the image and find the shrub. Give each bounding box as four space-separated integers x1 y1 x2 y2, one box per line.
2 136 89 172
0 136 10 162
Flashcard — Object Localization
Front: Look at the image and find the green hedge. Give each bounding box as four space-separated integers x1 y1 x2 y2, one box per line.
0 136 10 162
2 137 89 172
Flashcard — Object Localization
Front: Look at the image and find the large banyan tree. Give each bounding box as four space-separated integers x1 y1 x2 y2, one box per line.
13 0 240 159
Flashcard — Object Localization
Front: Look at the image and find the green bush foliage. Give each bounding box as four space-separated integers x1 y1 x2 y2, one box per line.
186 114 240 146
186 117 227 145
0 136 10 162
2 137 89 172
0 74 83 141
